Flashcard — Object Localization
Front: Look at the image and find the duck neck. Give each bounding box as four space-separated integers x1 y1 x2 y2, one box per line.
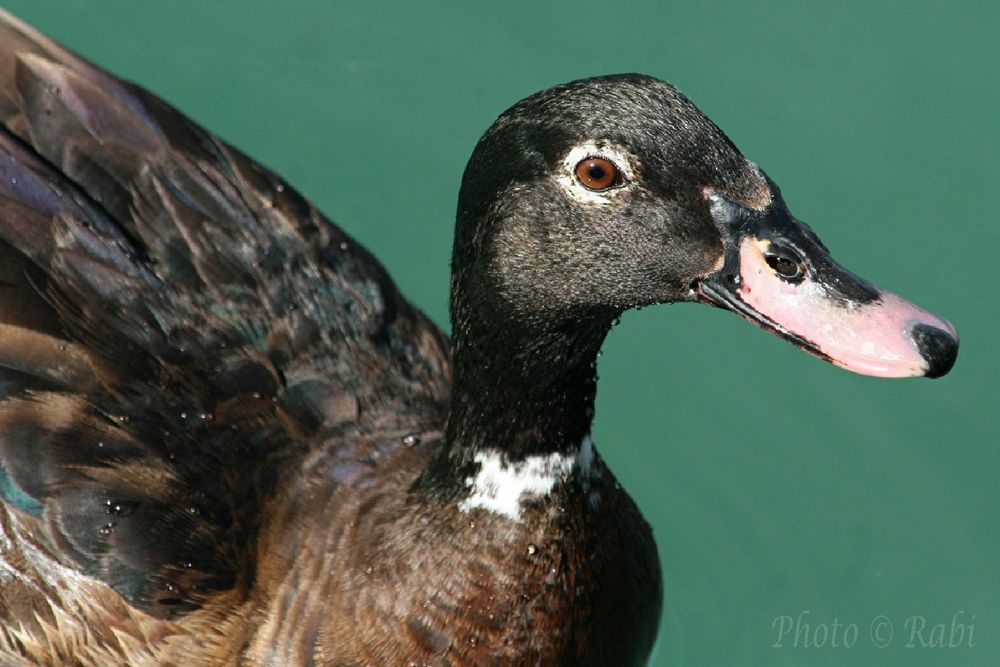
421 301 614 494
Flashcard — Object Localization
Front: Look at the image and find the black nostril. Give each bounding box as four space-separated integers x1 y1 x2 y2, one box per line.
763 247 805 282
910 324 959 378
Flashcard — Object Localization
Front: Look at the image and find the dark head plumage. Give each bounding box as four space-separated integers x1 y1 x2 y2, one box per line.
0 10 956 666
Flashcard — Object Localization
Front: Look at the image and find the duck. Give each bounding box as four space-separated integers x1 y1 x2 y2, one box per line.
0 8 958 667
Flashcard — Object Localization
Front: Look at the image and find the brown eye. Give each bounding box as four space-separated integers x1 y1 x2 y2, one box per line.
575 157 620 191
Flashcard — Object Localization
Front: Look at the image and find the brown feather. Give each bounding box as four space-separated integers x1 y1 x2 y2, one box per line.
0 7 667 666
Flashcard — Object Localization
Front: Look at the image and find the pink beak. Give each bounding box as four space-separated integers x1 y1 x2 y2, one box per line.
695 192 958 379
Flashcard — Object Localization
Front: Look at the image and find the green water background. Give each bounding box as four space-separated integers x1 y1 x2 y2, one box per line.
6 2 997 664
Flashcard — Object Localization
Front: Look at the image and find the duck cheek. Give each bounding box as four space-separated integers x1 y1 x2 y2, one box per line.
737 239 958 378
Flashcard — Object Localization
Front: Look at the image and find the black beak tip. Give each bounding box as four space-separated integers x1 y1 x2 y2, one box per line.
910 323 959 378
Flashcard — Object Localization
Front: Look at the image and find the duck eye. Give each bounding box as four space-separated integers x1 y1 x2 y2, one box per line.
575 157 620 191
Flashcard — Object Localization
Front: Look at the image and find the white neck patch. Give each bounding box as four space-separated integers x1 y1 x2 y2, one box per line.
458 435 599 521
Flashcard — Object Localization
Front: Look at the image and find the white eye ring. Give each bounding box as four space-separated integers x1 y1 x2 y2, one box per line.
557 143 635 205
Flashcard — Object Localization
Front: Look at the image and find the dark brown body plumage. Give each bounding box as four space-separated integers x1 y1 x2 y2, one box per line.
0 7 958 666
247 439 659 665
2 432 660 665
0 9 663 666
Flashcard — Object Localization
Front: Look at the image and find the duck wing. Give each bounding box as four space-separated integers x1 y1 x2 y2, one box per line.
0 9 449 618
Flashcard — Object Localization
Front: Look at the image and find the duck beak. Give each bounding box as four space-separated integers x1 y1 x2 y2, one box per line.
693 192 958 378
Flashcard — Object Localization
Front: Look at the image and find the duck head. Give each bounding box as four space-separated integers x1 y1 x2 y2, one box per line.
452 74 957 380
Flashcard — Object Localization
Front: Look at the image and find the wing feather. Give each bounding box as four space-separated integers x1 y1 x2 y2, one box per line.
0 8 449 616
